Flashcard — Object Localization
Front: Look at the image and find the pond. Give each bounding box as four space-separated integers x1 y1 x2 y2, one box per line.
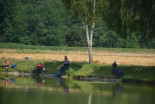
0 76 155 104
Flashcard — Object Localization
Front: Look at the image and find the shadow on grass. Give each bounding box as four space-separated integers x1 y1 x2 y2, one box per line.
70 62 84 71
41 61 84 74
42 61 62 74
93 66 112 78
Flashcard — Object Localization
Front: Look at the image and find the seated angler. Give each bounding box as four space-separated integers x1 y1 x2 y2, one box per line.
53 56 70 77
3 60 10 72
4 60 10 68
37 62 43 76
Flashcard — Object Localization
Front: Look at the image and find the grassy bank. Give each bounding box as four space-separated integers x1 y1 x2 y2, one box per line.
0 59 155 83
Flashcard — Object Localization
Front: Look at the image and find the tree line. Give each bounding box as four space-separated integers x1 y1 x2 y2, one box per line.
0 0 154 48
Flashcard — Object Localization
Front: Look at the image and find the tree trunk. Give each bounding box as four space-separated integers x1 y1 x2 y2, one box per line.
83 0 96 63
88 41 92 63
84 22 93 63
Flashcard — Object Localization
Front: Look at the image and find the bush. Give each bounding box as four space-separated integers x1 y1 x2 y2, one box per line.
66 68 75 77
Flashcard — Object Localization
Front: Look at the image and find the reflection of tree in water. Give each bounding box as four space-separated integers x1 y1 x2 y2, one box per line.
88 93 92 104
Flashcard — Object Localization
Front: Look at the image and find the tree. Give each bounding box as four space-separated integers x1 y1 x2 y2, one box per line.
63 0 154 58
65 20 87 47
63 0 102 63
99 0 154 40
1 0 68 45
0 0 18 42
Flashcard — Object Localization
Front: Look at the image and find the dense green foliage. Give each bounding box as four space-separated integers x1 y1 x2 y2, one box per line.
0 0 68 46
101 0 154 40
0 0 154 48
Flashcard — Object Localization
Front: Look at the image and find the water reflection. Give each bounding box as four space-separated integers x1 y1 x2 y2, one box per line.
112 83 123 97
0 76 155 104
10 79 16 83
31 76 70 94
111 83 123 104
55 77 69 95
3 75 8 87
88 93 92 104
34 77 43 87
32 76 46 87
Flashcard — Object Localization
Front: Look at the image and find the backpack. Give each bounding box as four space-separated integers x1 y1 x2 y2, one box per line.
117 69 123 77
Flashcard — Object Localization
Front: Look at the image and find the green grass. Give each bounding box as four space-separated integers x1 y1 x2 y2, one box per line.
94 47 155 53
0 43 155 53
0 43 87 51
0 59 63 73
120 66 155 83
0 59 155 83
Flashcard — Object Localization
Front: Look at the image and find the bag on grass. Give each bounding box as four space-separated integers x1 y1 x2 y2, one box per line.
117 69 123 77
11 65 17 68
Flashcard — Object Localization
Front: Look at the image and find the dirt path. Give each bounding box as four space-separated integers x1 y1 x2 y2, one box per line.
0 53 155 66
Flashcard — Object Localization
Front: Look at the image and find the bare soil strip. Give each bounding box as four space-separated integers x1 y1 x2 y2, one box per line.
0 53 155 66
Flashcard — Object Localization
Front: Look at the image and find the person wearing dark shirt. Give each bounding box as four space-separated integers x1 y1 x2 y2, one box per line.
112 61 117 76
53 56 70 77
63 56 70 70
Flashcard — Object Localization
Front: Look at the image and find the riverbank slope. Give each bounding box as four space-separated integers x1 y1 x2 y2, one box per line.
0 59 155 83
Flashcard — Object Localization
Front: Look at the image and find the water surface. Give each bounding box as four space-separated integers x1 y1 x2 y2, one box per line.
0 76 155 104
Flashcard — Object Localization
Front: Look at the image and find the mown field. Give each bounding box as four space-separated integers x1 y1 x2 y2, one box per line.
0 52 155 66
0 47 155 66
